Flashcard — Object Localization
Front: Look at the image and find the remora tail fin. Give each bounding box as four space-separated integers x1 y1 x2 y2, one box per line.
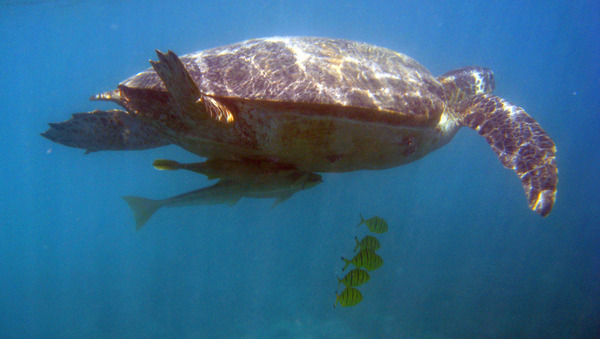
122 196 163 230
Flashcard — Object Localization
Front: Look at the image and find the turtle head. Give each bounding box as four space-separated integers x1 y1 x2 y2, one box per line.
437 66 495 106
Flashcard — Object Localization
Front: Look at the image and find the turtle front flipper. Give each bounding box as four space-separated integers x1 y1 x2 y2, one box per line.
150 50 235 124
41 109 171 154
458 94 557 216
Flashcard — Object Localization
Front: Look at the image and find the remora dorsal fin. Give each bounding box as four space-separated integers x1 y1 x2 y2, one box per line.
271 191 295 209
459 94 557 216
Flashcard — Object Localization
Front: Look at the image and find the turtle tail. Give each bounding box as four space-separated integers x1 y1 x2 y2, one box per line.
122 196 163 230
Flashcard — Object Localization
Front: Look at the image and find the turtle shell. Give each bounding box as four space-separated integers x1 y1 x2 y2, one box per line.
112 37 458 172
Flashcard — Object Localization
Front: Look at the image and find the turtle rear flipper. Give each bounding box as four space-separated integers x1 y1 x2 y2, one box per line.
459 94 557 216
150 50 234 124
41 109 171 154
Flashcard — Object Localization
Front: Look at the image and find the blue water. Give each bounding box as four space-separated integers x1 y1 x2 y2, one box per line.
1 0 598 337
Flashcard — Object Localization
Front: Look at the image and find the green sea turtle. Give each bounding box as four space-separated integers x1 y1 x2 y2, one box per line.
42 37 558 216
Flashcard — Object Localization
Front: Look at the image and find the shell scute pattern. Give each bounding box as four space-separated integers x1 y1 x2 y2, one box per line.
121 37 445 123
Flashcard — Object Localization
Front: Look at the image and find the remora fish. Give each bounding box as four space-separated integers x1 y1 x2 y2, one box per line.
153 158 298 183
123 166 321 229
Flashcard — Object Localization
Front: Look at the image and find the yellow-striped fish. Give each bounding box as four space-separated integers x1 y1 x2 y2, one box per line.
354 235 381 252
337 268 370 287
334 286 363 308
341 249 383 271
357 214 388 233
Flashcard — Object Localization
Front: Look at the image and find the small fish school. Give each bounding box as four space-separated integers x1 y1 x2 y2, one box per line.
335 215 388 308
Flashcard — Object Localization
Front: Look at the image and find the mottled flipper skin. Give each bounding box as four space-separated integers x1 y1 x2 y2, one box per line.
41 109 170 153
438 67 557 216
459 94 557 216
438 66 495 103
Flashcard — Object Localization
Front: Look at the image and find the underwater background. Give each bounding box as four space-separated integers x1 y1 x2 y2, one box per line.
1 0 598 338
